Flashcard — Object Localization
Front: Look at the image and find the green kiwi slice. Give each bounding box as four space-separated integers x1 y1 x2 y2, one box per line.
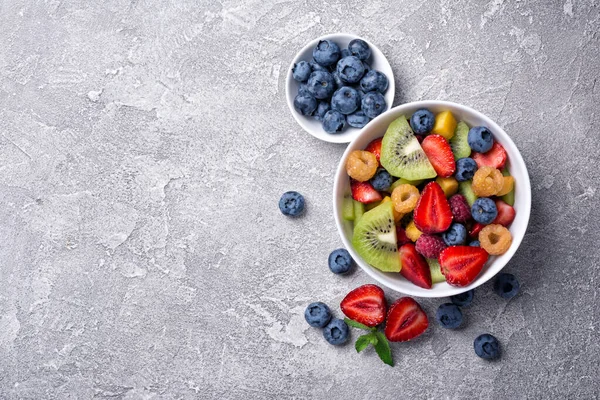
458 180 478 206
450 121 471 159
426 258 446 284
501 168 515 205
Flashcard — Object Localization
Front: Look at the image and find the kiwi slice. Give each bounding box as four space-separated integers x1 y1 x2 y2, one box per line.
381 116 437 180
450 121 471 159
501 168 515 206
426 258 446 284
342 196 355 221
353 200 365 223
352 201 401 272
389 177 424 192
459 180 478 206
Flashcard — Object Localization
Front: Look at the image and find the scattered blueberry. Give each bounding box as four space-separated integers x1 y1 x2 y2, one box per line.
443 223 467 246
312 40 341 67
292 61 312 82
293 93 317 116
436 303 463 329
370 169 393 191
471 198 498 224
493 273 520 299
304 302 332 328
359 70 388 93
469 240 481 247
306 71 336 100
340 48 351 58
468 126 494 153
279 191 305 217
346 110 370 128
328 248 353 274
314 101 331 121
455 157 478 182
309 60 328 72
474 334 501 359
332 70 344 88
410 109 435 135
331 87 361 115
323 318 349 345
361 92 386 119
450 289 474 307
322 110 347 134
336 56 366 84
348 38 371 61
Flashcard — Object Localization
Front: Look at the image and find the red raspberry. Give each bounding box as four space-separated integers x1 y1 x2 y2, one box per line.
396 225 411 246
415 234 447 259
449 194 471 223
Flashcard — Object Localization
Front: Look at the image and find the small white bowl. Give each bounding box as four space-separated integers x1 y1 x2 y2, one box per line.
333 101 531 298
286 33 395 144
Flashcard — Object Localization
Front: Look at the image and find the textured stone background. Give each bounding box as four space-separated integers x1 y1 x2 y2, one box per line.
0 0 598 399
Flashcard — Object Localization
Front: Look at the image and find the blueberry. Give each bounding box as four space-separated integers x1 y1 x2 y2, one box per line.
292 61 312 82
361 92 386 119
304 302 332 328
436 303 463 329
340 48 351 58
450 289 474 307
314 101 331 121
359 70 388 93
293 93 317 116
346 110 370 128
328 248 353 274
306 71 336 100
468 126 494 153
348 38 371 61
455 157 478 182
443 223 467 246
356 88 366 102
312 40 341 67
298 83 310 96
279 191 305 217
331 87 361 115
474 334 501 359
493 273 520 299
322 110 346 134
469 240 481 247
323 318 349 345
309 60 328 72
336 56 366 84
471 198 498 224
410 109 435 135
370 169 393 191
332 70 344 88
362 61 371 73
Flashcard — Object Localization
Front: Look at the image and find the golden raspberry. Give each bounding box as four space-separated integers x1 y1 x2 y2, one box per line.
495 176 514 197
479 224 512 255
472 166 504 197
391 184 420 214
346 150 378 182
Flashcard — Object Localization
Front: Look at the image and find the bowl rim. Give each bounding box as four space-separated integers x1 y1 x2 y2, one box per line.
285 32 396 144
332 100 532 298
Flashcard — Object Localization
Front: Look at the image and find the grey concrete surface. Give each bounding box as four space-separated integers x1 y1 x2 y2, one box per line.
0 0 598 399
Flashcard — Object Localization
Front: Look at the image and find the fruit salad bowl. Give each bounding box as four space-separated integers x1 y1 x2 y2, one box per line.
333 100 531 298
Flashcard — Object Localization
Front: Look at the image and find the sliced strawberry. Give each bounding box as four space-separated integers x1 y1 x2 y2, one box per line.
413 182 453 234
493 199 516 227
421 134 456 178
396 225 411 246
469 222 485 238
340 284 387 327
384 297 429 342
365 137 383 165
472 142 507 169
399 243 432 289
351 180 383 204
438 246 489 287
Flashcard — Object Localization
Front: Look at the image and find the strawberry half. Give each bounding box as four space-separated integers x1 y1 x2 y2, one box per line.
421 134 456 178
493 199 516 227
384 297 429 342
469 222 485 238
351 180 382 204
340 284 387 327
413 182 453 234
399 243 432 289
438 246 489 287
365 137 383 165
472 142 507 169
396 225 411 247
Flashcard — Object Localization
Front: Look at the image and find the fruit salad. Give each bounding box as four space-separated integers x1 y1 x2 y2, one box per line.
342 109 516 289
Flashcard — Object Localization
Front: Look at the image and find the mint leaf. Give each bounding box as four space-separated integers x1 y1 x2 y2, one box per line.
344 318 375 331
355 333 378 353
373 331 393 366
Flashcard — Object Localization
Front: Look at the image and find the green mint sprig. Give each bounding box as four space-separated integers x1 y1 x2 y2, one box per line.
344 318 393 366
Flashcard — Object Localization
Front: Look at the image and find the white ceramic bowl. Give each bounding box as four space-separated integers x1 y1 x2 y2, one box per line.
286 33 395 144
333 100 531 298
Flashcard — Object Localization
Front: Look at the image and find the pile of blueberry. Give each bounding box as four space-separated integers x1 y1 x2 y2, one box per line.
292 38 389 134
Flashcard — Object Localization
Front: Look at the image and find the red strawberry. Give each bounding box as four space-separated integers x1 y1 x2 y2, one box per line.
493 199 516 227
365 137 383 165
438 246 489 287
399 243 432 289
413 182 453 234
469 222 485 238
396 225 411 246
421 134 456 178
351 180 382 204
340 284 387 327
472 142 507 169
384 297 429 342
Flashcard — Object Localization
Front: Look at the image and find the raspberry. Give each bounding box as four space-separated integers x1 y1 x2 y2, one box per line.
415 234 447 259
346 150 378 182
472 166 503 197
391 184 420 214
495 176 514 197
479 224 512 255
448 194 471 223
